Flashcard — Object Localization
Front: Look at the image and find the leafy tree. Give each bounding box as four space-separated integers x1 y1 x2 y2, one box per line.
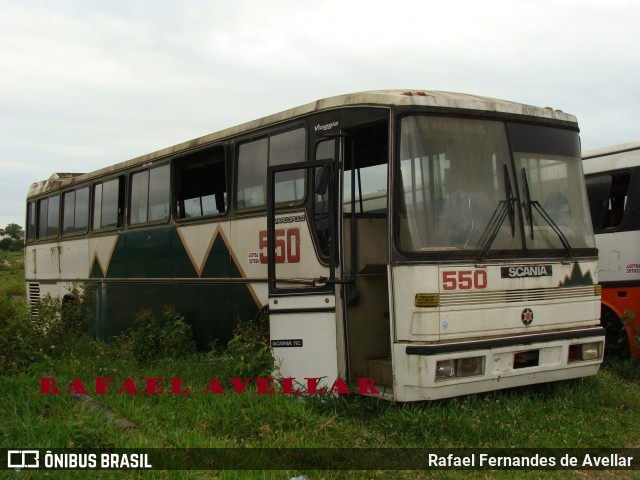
0 223 24 251
4 223 23 240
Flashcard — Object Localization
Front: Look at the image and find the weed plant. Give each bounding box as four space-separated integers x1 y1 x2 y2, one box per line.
117 308 197 362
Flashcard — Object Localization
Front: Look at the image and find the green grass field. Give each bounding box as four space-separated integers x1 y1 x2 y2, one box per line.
0 249 25 297
1 250 639 479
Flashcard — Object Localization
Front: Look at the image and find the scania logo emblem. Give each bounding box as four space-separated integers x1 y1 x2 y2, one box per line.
521 308 534 326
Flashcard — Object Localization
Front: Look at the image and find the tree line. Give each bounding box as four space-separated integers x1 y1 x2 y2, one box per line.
0 223 24 251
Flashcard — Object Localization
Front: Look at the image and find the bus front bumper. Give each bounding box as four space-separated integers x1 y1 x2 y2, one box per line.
392 327 605 401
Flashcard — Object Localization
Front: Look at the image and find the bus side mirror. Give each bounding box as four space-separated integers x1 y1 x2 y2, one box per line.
316 166 330 196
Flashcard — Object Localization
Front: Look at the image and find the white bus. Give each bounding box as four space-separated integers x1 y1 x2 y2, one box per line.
25 90 604 401
583 142 640 358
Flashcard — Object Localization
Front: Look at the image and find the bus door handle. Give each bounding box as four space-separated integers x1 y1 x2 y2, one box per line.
316 276 355 286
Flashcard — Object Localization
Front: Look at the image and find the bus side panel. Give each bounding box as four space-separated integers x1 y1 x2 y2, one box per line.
28 243 61 281
91 281 260 349
86 223 263 349
229 211 328 287
594 230 640 357
595 230 640 283
59 238 89 280
601 286 640 358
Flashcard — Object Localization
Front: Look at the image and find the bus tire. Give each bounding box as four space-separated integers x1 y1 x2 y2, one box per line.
62 293 76 304
601 305 630 359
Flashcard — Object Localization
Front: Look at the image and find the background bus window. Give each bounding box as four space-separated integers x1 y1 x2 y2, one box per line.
586 172 630 231
174 146 226 219
62 187 89 234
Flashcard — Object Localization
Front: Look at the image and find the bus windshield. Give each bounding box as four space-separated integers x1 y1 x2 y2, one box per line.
398 115 595 254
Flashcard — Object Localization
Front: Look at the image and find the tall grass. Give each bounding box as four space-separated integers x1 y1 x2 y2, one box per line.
0 250 24 297
1 250 640 479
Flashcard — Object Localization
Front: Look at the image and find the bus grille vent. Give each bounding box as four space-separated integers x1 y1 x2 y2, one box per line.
439 285 594 307
28 283 40 317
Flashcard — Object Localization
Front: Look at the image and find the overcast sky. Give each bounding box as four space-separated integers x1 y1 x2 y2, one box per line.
1 0 637 229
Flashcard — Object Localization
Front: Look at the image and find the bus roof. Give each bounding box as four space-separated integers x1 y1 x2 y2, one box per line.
28 89 578 198
582 141 640 174
582 141 640 160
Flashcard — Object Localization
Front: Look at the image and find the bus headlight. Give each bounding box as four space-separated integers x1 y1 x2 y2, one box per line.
436 356 485 381
435 360 456 379
568 342 603 362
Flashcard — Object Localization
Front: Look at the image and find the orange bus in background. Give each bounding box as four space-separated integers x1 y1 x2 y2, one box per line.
583 142 640 358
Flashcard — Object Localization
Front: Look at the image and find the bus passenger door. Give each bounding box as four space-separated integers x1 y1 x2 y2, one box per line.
266 149 343 384
340 122 392 393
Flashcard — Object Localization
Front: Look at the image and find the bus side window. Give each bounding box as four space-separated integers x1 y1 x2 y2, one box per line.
174 146 227 219
586 172 629 232
237 138 268 209
93 176 125 230
236 127 306 210
313 140 336 258
343 123 388 216
129 165 170 225
605 173 630 228
62 187 89 235
27 201 36 242
36 195 60 239
270 128 306 204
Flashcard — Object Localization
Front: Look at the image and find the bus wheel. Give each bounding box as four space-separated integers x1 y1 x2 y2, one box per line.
601 306 630 359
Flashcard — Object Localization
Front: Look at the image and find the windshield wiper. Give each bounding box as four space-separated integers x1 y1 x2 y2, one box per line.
503 164 516 238
521 167 574 258
477 165 516 261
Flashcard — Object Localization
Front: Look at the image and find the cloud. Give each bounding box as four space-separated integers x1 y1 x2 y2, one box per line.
0 0 638 228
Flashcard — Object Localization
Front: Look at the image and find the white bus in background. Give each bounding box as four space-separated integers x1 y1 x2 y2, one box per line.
583 142 640 358
25 90 604 401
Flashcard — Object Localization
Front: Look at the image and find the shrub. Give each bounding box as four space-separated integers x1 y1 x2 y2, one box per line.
210 318 275 379
622 310 640 354
0 296 42 373
117 309 196 362
36 294 88 349
0 287 95 374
